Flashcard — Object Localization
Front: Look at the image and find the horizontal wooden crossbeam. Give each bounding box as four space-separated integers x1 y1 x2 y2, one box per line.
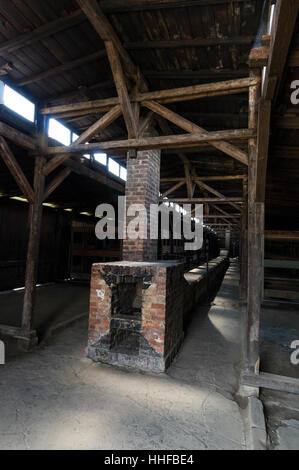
44 129 255 155
161 175 245 182
265 231 299 240
161 198 244 204
243 371 299 395
101 0 253 12
40 77 259 117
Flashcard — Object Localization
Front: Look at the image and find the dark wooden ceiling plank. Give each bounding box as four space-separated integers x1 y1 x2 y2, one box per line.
101 0 252 13
124 36 255 49
17 49 106 87
0 9 85 56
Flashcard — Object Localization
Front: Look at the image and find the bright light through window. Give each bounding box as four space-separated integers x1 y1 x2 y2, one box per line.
109 158 120 177
48 118 71 146
120 167 127 181
72 133 79 143
268 4 276 34
3 85 35 122
94 153 107 166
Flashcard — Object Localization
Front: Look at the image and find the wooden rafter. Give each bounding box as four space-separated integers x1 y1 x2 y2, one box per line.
76 0 146 89
139 112 154 136
105 41 137 138
156 116 243 207
43 154 72 177
0 137 34 204
209 204 240 224
162 181 186 198
75 105 122 145
42 168 72 202
143 100 249 165
0 121 35 150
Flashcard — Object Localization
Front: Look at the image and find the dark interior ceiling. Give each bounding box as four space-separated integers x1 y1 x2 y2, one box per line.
2 0 296 227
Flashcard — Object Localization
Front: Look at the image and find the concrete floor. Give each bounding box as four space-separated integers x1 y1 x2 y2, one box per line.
260 305 299 450
0 283 90 338
0 261 248 450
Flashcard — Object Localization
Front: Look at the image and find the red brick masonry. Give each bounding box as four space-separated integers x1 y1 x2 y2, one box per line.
88 261 184 372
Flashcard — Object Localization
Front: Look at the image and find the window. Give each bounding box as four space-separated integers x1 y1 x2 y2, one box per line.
3 84 35 122
48 118 71 146
108 158 120 177
268 3 276 34
72 132 79 143
94 153 107 166
120 166 127 181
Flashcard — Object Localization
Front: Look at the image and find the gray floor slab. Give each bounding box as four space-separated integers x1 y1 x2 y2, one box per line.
0 261 247 450
0 283 90 335
260 304 299 449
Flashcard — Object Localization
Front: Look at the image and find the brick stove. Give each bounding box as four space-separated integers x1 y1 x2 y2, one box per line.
89 261 184 372
88 145 184 372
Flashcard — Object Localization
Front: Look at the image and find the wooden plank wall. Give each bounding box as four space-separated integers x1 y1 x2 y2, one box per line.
0 199 70 291
264 238 299 303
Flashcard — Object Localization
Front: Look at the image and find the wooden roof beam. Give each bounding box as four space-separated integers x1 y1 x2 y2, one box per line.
162 198 244 204
76 0 147 91
161 175 245 182
162 180 186 198
44 129 255 155
40 77 258 117
124 36 255 49
101 0 253 12
105 41 137 138
0 121 36 150
75 105 122 145
0 137 34 204
42 168 72 202
143 100 249 165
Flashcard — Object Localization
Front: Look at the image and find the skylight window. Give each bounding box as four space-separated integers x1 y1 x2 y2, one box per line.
109 158 120 177
120 166 127 181
48 118 71 146
94 153 107 166
3 85 35 122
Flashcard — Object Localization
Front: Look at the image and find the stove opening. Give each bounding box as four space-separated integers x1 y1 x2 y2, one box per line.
115 280 143 319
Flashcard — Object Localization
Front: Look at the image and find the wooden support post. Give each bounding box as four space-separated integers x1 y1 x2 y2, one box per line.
22 156 46 331
225 228 231 254
246 68 263 373
247 202 264 372
240 176 248 303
